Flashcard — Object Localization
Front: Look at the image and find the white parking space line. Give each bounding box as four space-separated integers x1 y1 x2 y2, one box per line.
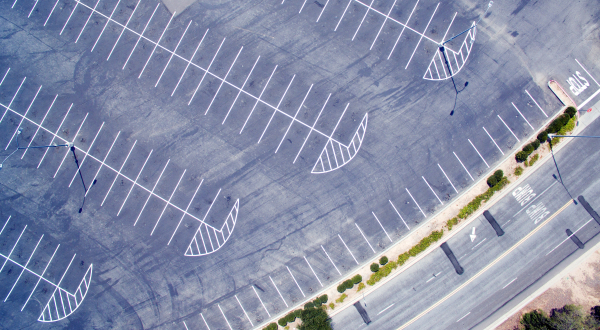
338 234 359 264
275 84 313 152
68 122 105 187
91 0 122 52
321 245 342 275
546 218 593 256
525 90 548 118
217 304 233 330
372 212 392 242
468 138 489 168
456 312 470 322
293 93 329 162
453 151 474 181
422 176 443 205
138 11 175 79
437 164 458 194
405 3 439 69
53 113 88 178
316 0 330 22
0 77 25 124
389 199 410 230
299 0 307 13
168 179 203 245
151 169 186 235
107 0 140 60
439 12 457 43
205 46 243 115
202 188 221 221
4 234 44 302
22 94 57 158
235 295 254 327
85 131 121 196
0 67 9 86
240 65 278 134
22 243 59 311
171 29 209 95
155 20 192 88
334 0 353 32
352 0 375 41
513 181 558 217
188 37 226 105
497 114 520 142
502 278 517 289
60 1 80 35
269 276 289 307
183 321 190 330
482 127 504 155
5 84 42 150
406 188 426 217
133 159 170 226
370 0 397 50
75 0 101 43
355 223 376 253
252 285 271 317
105 141 139 208
44 0 60 26
304 256 324 287
0 225 27 273
287 266 306 297
511 102 534 130
200 313 212 330
575 59 600 87
222 55 260 124
122 4 160 70
262 73 296 141
0 216 10 235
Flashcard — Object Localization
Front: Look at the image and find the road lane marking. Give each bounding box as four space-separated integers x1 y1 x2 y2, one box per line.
397 199 573 329
471 237 486 250
456 312 470 322
514 181 558 217
502 277 517 289
378 303 395 315
546 218 593 256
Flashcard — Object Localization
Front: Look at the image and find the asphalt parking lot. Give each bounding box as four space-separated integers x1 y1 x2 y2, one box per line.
0 0 599 328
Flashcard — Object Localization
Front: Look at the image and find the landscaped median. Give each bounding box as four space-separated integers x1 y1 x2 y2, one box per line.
258 103 584 330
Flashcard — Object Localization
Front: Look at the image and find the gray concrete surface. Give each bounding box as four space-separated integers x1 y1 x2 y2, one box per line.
0 0 598 328
331 103 600 329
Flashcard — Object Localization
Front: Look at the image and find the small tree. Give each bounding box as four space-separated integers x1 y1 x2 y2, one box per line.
318 295 328 304
379 256 388 265
523 144 535 153
538 131 549 143
565 106 577 118
304 302 315 309
352 274 362 284
343 279 353 290
278 318 288 327
299 307 332 330
264 323 278 330
520 309 550 330
487 175 498 188
531 140 540 150
493 169 503 181
516 151 529 162
370 263 380 272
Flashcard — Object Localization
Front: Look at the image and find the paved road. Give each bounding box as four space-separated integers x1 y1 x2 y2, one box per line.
0 0 599 328
331 105 600 329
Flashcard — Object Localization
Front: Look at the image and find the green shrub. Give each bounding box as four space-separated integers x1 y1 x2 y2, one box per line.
379 256 388 265
343 279 353 290
264 323 277 330
397 252 410 266
515 151 529 163
514 166 523 176
446 217 459 230
328 302 335 310
523 144 535 153
520 309 550 330
457 177 509 219
357 282 365 291
304 302 314 310
531 140 540 150
565 106 577 118
525 154 539 167
487 175 498 188
285 312 297 323
335 294 347 303
337 283 346 293
370 263 380 272
313 295 327 306
548 114 570 133
294 309 302 318
537 131 549 143
494 169 503 181
278 318 288 327
352 274 362 284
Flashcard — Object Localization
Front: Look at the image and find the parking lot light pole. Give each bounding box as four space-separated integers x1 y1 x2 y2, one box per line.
0 128 70 170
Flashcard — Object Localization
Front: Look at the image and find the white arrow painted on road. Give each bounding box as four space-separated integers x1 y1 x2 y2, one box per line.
470 227 477 242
